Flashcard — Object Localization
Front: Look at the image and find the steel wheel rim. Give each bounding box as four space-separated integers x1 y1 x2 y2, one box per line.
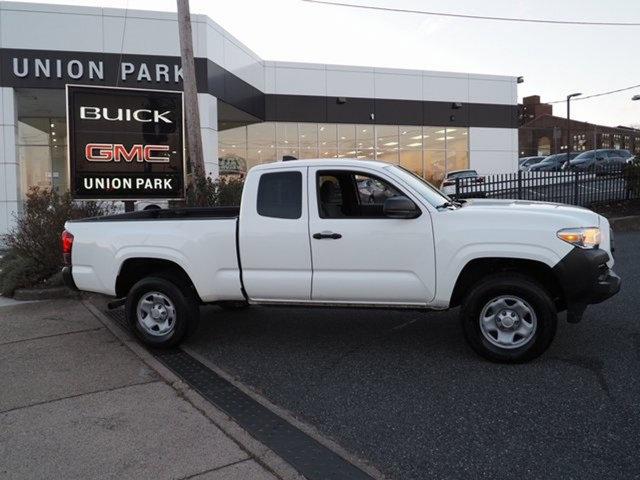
479 295 537 349
136 291 177 337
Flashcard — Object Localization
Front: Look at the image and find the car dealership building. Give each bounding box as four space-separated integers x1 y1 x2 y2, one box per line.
0 1 519 235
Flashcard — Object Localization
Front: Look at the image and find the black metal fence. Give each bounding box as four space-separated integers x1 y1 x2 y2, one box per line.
453 165 640 207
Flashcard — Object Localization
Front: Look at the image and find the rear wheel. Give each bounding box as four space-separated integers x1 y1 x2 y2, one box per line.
125 276 199 348
460 273 557 363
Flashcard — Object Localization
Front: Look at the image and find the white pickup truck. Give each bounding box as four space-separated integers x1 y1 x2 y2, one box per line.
62 159 620 362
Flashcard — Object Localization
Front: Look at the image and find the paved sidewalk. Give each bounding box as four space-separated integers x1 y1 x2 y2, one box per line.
0 298 281 480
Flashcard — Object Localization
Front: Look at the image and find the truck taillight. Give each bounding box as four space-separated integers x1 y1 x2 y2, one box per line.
61 230 74 266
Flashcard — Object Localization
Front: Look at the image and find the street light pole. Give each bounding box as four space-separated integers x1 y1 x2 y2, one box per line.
566 92 582 164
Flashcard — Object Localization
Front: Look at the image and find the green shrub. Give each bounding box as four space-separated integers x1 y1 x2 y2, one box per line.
0 250 43 296
186 175 244 207
215 176 244 206
0 187 114 295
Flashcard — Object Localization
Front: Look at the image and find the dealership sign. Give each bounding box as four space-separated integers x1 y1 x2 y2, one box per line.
67 85 185 199
0 50 190 89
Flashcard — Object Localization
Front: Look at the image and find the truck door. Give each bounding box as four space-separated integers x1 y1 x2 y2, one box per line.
308 166 436 305
238 167 312 301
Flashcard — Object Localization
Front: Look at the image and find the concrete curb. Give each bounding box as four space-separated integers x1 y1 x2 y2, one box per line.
609 215 640 232
81 298 304 480
13 286 80 301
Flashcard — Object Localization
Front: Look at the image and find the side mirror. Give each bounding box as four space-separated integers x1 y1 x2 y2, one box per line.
383 196 420 219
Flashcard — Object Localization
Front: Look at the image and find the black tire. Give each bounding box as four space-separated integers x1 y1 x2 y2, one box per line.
460 273 557 363
125 276 200 348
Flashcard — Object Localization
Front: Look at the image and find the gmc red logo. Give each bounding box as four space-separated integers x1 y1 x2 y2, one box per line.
85 143 170 163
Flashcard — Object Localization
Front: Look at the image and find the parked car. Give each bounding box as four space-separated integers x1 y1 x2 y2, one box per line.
609 149 634 161
529 153 580 172
606 149 634 171
440 169 485 197
518 156 546 171
62 159 620 363
357 177 395 203
563 149 633 173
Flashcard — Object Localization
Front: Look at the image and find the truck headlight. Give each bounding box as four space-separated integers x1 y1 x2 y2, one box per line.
557 227 601 249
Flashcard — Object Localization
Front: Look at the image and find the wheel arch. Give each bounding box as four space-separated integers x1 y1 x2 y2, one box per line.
449 257 566 311
115 257 201 302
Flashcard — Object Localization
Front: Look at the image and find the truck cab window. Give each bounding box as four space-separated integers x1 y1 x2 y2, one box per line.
257 171 302 219
317 170 403 219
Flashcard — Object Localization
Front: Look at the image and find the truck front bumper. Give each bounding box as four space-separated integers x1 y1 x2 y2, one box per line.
61 267 78 291
552 247 621 322
588 269 621 304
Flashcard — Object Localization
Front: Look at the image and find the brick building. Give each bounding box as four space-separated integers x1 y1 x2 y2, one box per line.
518 95 640 157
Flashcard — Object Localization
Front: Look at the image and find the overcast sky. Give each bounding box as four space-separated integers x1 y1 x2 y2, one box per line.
10 0 640 127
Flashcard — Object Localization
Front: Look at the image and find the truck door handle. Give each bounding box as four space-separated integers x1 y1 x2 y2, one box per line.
313 231 342 240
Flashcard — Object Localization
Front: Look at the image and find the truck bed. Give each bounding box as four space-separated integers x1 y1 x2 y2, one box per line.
66 207 244 302
71 206 240 223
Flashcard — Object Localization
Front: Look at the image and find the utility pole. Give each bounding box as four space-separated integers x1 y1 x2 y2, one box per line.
177 0 205 203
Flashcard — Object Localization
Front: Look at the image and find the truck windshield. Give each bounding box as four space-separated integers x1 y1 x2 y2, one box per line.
384 165 451 208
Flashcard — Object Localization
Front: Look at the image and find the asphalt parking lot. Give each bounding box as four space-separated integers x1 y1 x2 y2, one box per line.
186 231 640 480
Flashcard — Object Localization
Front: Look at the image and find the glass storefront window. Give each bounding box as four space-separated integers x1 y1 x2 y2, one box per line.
277 123 298 160
425 150 446 185
18 118 50 145
18 118 68 191
337 124 356 158
247 123 275 172
423 127 447 184
319 124 337 158
51 142 68 192
219 126 247 175
216 119 469 185
19 146 51 196
445 128 469 173
424 126 447 150
376 125 399 164
17 88 69 199
298 123 318 159
399 126 423 176
356 125 374 160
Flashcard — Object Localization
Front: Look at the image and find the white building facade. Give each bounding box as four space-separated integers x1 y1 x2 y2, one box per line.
0 1 519 235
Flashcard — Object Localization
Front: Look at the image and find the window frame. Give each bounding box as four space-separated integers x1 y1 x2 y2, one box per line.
256 170 303 220
315 169 420 220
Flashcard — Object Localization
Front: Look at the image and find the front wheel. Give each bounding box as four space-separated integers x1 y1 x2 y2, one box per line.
460 273 557 363
125 276 200 348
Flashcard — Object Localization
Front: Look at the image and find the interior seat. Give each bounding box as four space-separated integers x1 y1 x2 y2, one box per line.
319 180 345 218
